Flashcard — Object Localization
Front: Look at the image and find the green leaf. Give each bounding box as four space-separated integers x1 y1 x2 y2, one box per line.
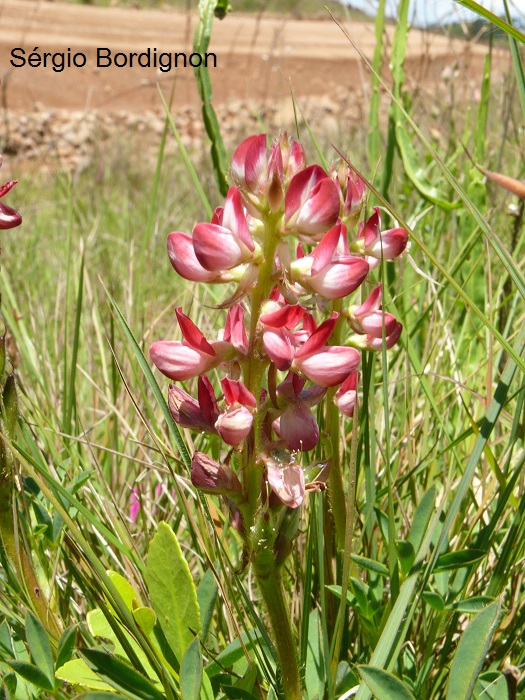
76 694 128 700
107 571 140 611
146 522 201 663
408 487 435 552
55 659 114 691
395 541 415 576
395 124 460 211
197 568 218 644
358 665 416 700
447 600 502 700
350 554 389 577
421 592 445 612
446 596 494 614
5 660 55 691
305 609 324 700
180 636 202 700
82 649 164 700
205 631 262 678
24 612 54 687
86 610 157 682
56 626 77 669
0 673 17 700
435 549 486 572
0 620 14 658
133 607 157 636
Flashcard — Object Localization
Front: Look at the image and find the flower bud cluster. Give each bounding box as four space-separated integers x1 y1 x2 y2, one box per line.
150 133 407 514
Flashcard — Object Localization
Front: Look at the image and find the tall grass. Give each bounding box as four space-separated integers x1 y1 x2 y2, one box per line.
1 2 525 700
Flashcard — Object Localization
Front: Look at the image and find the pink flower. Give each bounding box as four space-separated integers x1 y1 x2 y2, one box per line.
191 452 243 495
289 315 360 387
192 187 256 271
334 372 359 417
0 180 22 230
331 162 366 228
167 232 223 283
266 460 305 508
167 375 219 433
215 377 256 445
290 223 369 299
347 284 398 338
149 308 233 381
272 373 325 452
284 165 341 237
231 133 307 214
357 207 408 267
129 487 141 523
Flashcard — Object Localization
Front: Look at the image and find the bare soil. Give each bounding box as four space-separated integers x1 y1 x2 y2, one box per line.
0 1 511 170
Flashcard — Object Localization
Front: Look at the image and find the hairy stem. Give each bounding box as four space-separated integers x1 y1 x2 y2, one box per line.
255 566 302 700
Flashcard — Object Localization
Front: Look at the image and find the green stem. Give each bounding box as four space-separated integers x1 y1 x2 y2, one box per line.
255 567 302 700
243 217 280 529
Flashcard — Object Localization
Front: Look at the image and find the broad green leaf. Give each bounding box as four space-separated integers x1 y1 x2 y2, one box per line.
107 571 140 611
146 522 201 663
5 660 55 692
446 597 494 614
55 659 114 691
197 569 218 644
82 649 164 700
133 608 157 636
305 609 324 700
25 611 54 687
447 600 502 700
87 610 157 682
180 636 202 700
358 665 416 699
56 626 77 670
435 549 486 572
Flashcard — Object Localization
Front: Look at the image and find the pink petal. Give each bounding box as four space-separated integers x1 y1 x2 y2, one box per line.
175 307 215 355
221 187 255 251
295 314 338 359
167 232 217 282
260 303 305 329
263 327 295 371
197 375 220 426
309 257 369 299
215 406 254 445
311 223 342 275
285 165 328 222
221 377 257 408
224 305 249 353
149 341 214 381
279 402 319 452
266 463 305 508
191 452 242 494
193 222 251 271
243 134 268 193
0 200 22 229
294 346 360 387
168 383 216 432
354 284 383 317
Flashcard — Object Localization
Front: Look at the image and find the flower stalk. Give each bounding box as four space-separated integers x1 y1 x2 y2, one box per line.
149 133 407 691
